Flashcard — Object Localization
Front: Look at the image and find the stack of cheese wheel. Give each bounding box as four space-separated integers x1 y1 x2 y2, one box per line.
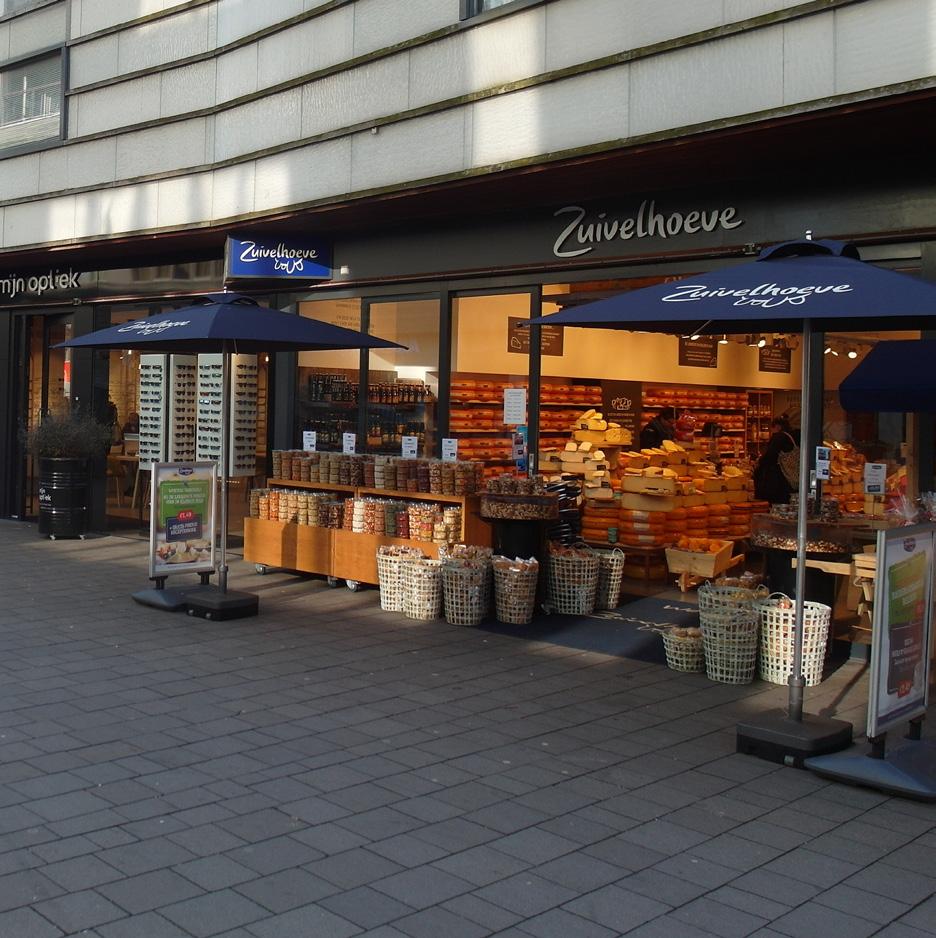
729 502 753 538
707 503 731 539
685 505 708 538
581 502 620 544
662 507 687 543
617 508 667 547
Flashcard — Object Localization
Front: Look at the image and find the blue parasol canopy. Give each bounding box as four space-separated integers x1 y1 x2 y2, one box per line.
56 293 405 354
839 339 936 413
527 239 936 334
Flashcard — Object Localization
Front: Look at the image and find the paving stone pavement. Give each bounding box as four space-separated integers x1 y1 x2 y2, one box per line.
0 519 934 938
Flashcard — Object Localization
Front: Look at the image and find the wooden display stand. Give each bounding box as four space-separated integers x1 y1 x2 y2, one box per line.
665 541 744 592
243 481 489 586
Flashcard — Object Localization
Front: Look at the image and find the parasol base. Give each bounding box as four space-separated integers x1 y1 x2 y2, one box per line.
182 585 259 621
736 709 853 767
806 739 936 802
132 588 189 611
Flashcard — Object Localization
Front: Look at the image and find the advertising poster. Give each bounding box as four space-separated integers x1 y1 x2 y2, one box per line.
601 380 642 440
868 524 935 737
677 335 718 368
149 463 217 579
506 317 564 356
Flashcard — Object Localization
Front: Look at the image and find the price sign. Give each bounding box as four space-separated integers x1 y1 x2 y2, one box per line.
342 432 356 455
815 445 831 482
442 438 458 462
401 435 418 458
503 387 527 426
302 430 317 452
864 462 887 494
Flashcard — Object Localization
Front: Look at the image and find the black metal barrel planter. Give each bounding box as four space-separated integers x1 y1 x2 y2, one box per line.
38 457 89 539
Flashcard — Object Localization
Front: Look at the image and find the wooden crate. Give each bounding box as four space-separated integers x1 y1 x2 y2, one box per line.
664 540 733 577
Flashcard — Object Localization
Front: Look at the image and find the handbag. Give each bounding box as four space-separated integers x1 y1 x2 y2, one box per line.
777 432 800 490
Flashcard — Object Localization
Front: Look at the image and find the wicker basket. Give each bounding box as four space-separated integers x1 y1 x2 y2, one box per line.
402 558 443 620
698 581 760 684
442 559 492 627
493 557 539 625
376 546 423 612
594 548 626 611
548 550 599 615
756 592 831 686
661 629 705 673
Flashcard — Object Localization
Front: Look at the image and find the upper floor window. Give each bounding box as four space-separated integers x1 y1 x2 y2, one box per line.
0 52 62 151
460 0 519 18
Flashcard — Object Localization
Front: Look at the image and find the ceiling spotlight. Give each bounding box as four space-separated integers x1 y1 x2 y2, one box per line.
690 334 701 341
824 345 838 356
746 334 758 347
847 348 858 359
718 334 729 345
757 336 767 348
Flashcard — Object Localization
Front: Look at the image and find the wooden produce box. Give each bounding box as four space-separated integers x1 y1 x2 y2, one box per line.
665 540 733 577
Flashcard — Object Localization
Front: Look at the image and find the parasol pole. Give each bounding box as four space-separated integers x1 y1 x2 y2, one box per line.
218 340 231 593
789 317 812 722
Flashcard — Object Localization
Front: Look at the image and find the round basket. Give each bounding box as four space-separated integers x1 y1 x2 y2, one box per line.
756 593 831 686
700 604 759 684
376 546 422 612
493 558 539 625
442 560 492 627
661 630 705 673
402 558 443 620
548 551 599 615
697 583 767 620
594 548 625 611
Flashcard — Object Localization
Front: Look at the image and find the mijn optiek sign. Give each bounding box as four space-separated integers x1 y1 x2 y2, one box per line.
0 268 81 300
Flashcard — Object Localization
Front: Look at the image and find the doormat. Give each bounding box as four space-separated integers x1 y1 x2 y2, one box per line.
477 594 700 663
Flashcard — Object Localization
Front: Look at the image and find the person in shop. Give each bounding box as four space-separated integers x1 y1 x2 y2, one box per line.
121 411 139 436
754 415 799 504
639 406 675 449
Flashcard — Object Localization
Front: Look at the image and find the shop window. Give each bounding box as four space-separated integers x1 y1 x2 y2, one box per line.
0 51 62 151
460 0 519 19
366 298 439 460
297 299 364 451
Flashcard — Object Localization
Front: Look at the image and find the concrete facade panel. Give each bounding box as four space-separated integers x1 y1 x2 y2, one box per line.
157 172 213 226
72 75 162 138
350 109 465 192
8 2 67 58
216 0 304 47
214 87 301 162
253 137 351 212
0 153 40 201
834 0 936 94
629 26 784 136
69 33 120 88
216 42 259 104
782 13 835 105
72 182 158 240
409 6 545 108
159 60 217 118
4 194 75 247
469 67 629 167
352 0 459 57
300 54 411 139
211 160 255 219
117 6 212 75
116 119 208 179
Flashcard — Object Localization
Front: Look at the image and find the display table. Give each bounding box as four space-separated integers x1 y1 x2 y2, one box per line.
243 481 489 587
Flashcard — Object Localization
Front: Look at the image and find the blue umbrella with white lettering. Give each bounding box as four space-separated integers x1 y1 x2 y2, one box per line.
527 237 936 766
57 294 403 609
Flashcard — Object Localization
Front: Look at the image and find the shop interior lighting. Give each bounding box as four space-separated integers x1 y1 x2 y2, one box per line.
847 347 858 359
757 335 768 348
824 345 838 356
746 334 758 347
718 334 729 344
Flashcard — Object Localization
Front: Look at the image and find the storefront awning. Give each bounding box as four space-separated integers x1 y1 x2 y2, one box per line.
839 339 936 413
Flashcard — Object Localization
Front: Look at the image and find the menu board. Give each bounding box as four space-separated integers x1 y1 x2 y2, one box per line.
868 524 935 737
601 380 642 439
759 345 792 373
506 317 564 356
149 462 217 579
678 335 718 368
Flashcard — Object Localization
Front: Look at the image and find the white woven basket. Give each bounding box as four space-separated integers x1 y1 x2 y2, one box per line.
442 560 492 627
402 558 443 620
376 546 422 612
594 548 626 611
493 558 539 625
698 581 759 684
756 592 831 686
661 630 705 672
547 551 599 615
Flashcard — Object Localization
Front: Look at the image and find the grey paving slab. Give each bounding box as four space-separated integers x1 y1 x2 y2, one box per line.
0 527 932 938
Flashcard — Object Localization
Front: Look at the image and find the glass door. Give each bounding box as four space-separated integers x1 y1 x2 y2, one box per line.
18 312 74 518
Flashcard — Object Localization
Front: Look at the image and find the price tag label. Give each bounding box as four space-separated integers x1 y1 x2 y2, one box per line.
302 431 317 452
864 462 887 494
441 438 458 462
342 432 356 455
503 387 527 426
401 435 418 458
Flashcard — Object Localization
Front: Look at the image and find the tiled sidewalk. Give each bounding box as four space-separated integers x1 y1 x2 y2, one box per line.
0 520 933 938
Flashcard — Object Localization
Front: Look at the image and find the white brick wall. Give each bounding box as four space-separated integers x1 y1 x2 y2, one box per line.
0 0 933 251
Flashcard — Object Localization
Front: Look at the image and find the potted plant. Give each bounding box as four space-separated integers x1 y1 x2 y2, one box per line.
25 410 113 539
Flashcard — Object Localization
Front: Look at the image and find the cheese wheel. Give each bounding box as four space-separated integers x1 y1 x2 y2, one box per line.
619 509 668 524
686 506 708 519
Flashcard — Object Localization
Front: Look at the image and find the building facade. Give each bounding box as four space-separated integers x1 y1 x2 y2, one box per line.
1 0 934 528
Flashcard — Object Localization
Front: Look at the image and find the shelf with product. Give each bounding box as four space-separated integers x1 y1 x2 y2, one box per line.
245 453 490 585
